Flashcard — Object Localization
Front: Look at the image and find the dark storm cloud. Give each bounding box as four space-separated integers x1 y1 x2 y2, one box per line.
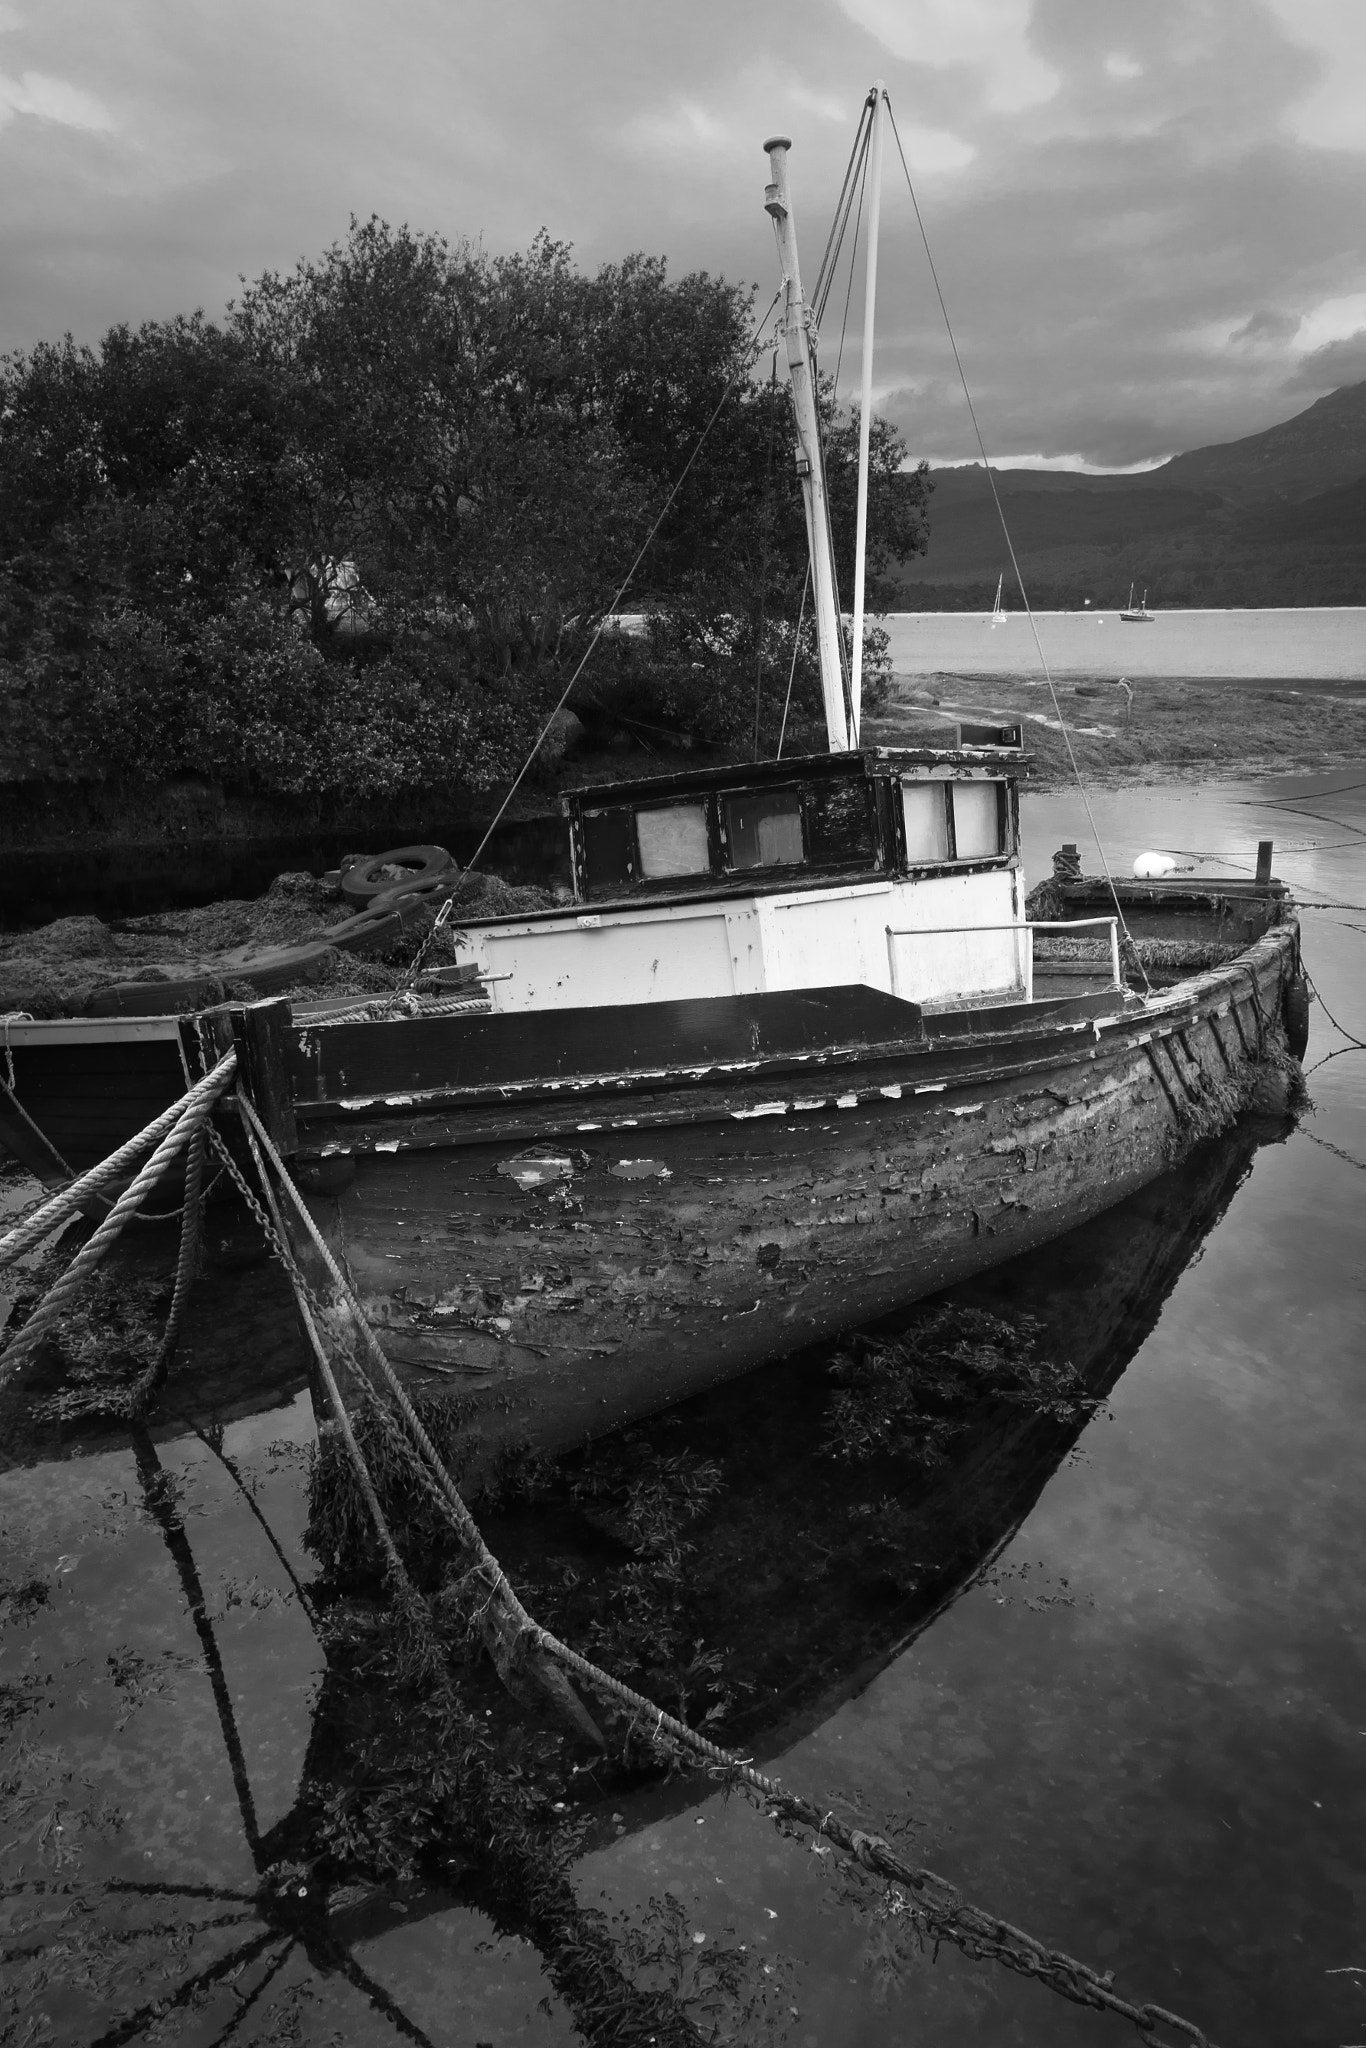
1287 330 1366 390
1 0 1362 464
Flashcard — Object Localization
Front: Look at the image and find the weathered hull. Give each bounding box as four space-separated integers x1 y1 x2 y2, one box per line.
288 923 1299 1478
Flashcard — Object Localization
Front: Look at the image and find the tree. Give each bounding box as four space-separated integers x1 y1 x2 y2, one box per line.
0 219 931 797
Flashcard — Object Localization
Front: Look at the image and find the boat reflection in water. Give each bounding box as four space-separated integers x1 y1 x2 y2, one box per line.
486 1103 1290 1768
0 1109 1289 2044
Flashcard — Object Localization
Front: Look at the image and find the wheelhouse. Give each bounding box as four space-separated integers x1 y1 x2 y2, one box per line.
567 738 1023 904
446 735 1033 1018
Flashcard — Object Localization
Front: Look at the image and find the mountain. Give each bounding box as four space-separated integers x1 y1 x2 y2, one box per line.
894 382 1366 608
1139 383 1366 505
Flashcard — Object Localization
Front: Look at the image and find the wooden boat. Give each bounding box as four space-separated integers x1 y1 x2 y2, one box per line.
1 101 1307 1484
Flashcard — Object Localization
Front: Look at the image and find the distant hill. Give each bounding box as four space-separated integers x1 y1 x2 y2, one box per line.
1140 383 1366 505
895 382 1366 608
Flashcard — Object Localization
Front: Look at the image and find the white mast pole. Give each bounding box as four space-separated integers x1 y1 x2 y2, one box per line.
764 135 851 754
849 80 885 744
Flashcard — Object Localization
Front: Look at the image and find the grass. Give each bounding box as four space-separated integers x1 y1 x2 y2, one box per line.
866 670 1366 788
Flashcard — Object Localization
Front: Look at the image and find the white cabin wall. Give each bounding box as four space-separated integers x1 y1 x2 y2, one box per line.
885 867 1023 1006
455 862 1024 1015
755 882 894 993
467 902 737 1013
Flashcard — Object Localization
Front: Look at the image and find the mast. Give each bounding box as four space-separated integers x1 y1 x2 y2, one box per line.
849 80 886 741
764 135 852 754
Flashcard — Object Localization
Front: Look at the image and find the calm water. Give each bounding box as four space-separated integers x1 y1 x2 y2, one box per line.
884 607 1366 681
3 774 1365 2045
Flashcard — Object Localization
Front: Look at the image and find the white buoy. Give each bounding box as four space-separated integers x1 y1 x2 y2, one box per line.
1133 850 1178 878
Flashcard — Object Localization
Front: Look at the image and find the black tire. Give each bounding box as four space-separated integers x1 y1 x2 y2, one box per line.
340 845 454 907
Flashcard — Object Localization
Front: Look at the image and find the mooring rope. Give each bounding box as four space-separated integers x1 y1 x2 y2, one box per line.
230 1114 421 1609
0 1084 223 1384
224 1090 1213 2046
0 1052 237 1272
121 1124 208 1415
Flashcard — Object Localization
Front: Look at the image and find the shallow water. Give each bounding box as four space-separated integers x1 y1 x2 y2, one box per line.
4 773 1365 2045
885 606 1366 681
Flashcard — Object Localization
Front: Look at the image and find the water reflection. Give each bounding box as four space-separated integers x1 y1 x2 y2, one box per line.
5 767 1365 2044
2 1106 1291 2045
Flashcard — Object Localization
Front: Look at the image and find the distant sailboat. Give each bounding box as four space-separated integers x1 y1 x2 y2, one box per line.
990 572 1007 623
1121 583 1153 622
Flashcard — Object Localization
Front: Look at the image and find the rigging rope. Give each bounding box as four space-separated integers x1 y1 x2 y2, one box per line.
882 95 1152 998
776 566 811 760
812 95 873 323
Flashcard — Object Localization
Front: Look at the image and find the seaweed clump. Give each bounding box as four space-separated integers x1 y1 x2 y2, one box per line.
823 1305 1097 1466
300 1551 793 2043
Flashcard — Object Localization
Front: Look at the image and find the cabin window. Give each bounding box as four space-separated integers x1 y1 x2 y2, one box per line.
582 806 635 891
724 790 804 870
952 781 1005 859
636 801 710 879
900 777 1007 865
901 782 950 863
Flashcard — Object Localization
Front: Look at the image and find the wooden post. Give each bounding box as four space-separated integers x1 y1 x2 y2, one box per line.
231 999 299 1156
1255 840 1273 885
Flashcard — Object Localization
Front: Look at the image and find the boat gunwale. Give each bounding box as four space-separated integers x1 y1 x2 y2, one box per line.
276 921 1297 1155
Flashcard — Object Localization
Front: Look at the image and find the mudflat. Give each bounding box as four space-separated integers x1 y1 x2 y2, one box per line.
869 667 1366 788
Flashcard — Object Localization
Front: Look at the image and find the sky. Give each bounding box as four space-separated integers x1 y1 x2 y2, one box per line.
1 0 1364 469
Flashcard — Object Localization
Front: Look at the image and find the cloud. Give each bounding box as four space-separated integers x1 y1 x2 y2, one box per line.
620 98 729 154
1286 330 1366 391
0 0 1361 471
1262 0 1366 149
894 122 976 175
0 66 113 131
836 0 1059 111
1230 308 1300 347
1104 52 1143 81
1294 290 1366 353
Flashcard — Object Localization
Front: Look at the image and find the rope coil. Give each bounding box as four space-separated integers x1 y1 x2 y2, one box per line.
0 1060 235 1385
0 1052 238 1273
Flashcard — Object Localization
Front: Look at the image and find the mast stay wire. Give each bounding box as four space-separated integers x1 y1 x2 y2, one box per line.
813 97 874 322
767 98 869 756
883 95 1152 997
776 566 811 760
814 133 868 742
802 110 870 745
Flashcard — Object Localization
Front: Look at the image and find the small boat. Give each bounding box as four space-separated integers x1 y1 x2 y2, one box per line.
990 572 1007 623
1121 584 1154 622
2 94 1307 1484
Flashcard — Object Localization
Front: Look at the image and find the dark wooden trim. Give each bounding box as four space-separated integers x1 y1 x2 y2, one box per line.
280 928 1296 1159
231 1000 299 1155
0 1080 74 1188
